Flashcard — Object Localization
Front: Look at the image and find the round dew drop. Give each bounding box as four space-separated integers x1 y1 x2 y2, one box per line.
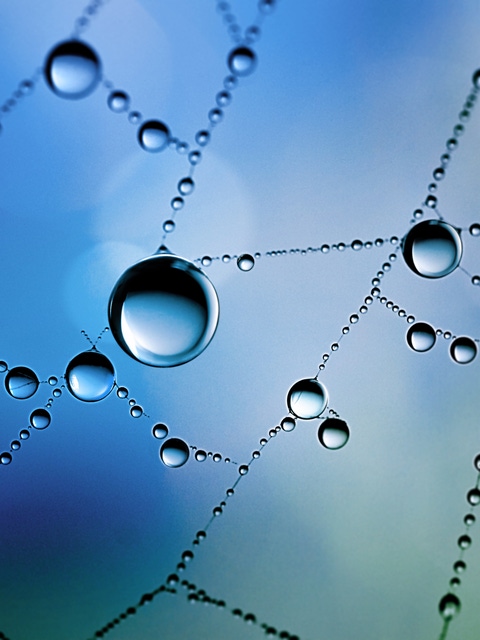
439 593 461 620
237 254 255 271
138 120 170 152
450 336 477 364
402 220 462 278
107 90 130 113
29 408 51 430
227 46 257 76
108 253 220 367
317 418 350 450
5 366 39 400
287 378 328 420
152 423 168 440
406 322 436 353
160 438 190 468
65 350 115 402
44 40 101 99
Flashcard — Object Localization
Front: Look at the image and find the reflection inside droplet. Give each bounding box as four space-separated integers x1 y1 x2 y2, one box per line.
5 366 39 400
65 350 115 402
317 418 350 450
406 322 436 353
44 40 101 99
402 220 462 278
160 438 190 468
287 378 328 420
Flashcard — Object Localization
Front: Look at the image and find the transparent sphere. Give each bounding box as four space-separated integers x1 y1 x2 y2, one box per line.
152 423 168 440
439 593 461 620
107 90 130 113
237 254 255 271
406 322 436 353
5 366 39 399
44 40 101 99
450 336 477 364
160 438 190 468
108 253 220 367
287 378 328 420
65 350 115 402
30 408 51 430
402 220 462 278
138 120 170 152
318 418 350 450
227 46 257 76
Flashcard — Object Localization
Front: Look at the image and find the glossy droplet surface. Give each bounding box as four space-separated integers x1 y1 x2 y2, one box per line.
138 120 170 152
5 366 39 399
44 40 101 99
108 253 219 367
107 90 130 113
237 254 255 271
130 405 143 418
450 336 477 364
439 593 461 620
152 423 168 439
287 378 328 420
318 418 350 450
30 408 51 430
227 46 257 76
467 488 480 506
1 452 12 465
65 350 115 402
402 220 462 278
160 438 190 468
406 322 436 353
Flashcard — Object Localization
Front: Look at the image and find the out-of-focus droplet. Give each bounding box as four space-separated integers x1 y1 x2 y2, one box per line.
5 366 39 399
402 220 462 278
160 438 190 468
227 46 257 76
237 254 255 271
44 40 101 99
406 322 436 353
108 253 219 367
107 90 130 113
29 408 51 430
138 120 170 152
317 418 350 450
65 350 115 402
469 223 480 237
467 488 480 506
450 336 477 364
178 177 195 195
438 593 461 620
287 378 328 420
458 534 471 549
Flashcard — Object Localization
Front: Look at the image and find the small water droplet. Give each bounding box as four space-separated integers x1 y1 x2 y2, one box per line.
317 418 350 450
138 120 170 152
160 438 190 468
469 223 480 236
44 40 101 99
351 239 363 251
237 254 255 271
471 275 480 286
19 429 30 440
425 194 437 208
467 488 480 506
0 361 7 373
227 46 257 76
11 440 21 451
48 376 58 386
116 386 128 398
195 130 210 146
216 90 232 107
239 464 249 475
107 90 130 113
464 513 476 526
438 593 461 621
213 506 223 516
450 336 477 364
128 110 142 124
458 534 471 549
29 408 51 430
65 351 115 402
433 167 445 181
188 151 202 165
450 577 461 589
287 378 328 420
171 197 184 210
163 219 175 233
402 220 462 278
446 138 458 150
454 560 466 574
5 366 39 399
406 322 436 353
349 314 359 324
178 177 195 195
152 423 168 440
1 452 12 465
195 450 207 462
208 107 223 124
130 405 143 418
212 453 222 462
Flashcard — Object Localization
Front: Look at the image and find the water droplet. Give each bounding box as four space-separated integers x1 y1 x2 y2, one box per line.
128 110 142 124
188 151 202 165
464 513 476 526
439 593 461 620
450 577 461 589
227 46 257 76
280 416 296 432
5 366 39 399
1 452 12 465
152 423 168 439
471 275 480 285
239 464 249 475
450 336 477 364
458 534 471 549
317 418 349 450
178 177 195 195
160 438 190 468
107 90 130 113
195 449 207 462
467 488 480 506
216 90 232 107
48 376 58 386
213 506 223 516
0 361 7 373
108 253 219 367
163 220 175 233
433 167 445 181
349 314 359 324
208 107 223 124
446 138 458 150
351 239 363 251
130 405 143 418
287 378 328 420
11 440 20 451
454 560 466 574
138 120 170 152
201 256 212 267
252 450 261 459
406 322 436 353
182 550 194 562
212 453 222 463
237 254 255 271
44 40 101 99
474 454 480 471
453 124 464 136
469 223 480 237
19 429 30 440
402 220 462 278
65 350 115 402
29 408 51 430
195 130 210 146
116 386 128 398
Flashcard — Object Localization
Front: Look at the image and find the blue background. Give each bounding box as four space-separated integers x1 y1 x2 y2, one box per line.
1 1 480 639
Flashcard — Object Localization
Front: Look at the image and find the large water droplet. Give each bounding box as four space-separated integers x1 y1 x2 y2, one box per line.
287 378 328 420
317 418 350 450
108 253 220 367
44 40 101 99
402 220 462 278
65 350 115 402
449 336 477 364
5 366 39 399
138 120 170 152
227 46 257 76
30 408 51 430
406 322 436 353
160 438 190 468
439 593 461 620
237 254 255 271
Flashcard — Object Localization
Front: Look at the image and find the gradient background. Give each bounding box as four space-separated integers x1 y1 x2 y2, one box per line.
1 1 480 639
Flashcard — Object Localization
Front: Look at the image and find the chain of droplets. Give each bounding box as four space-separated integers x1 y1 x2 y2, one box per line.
436 454 480 639
216 0 278 44
409 74 479 226
71 0 111 38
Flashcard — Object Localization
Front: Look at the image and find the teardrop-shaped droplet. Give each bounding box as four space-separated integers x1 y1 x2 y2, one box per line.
29 408 51 430
108 253 219 367
65 350 115 402
317 418 350 450
138 120 170 152
287 378 328 420
227 46 257 76
406 322 436 353
402 220 462 278
44 40 101 99
449 336 477 365
438 593 461 620
5 366 39 399
237 254 255 271
152 423 168 439
160 438 190 468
